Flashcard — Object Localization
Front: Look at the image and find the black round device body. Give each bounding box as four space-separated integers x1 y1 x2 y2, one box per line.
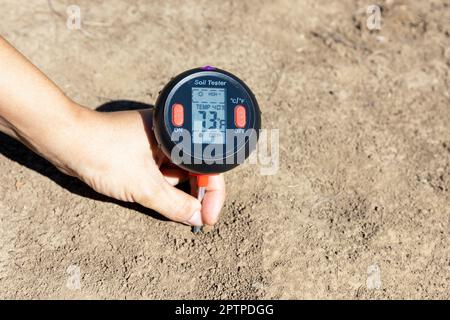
153 67 261 174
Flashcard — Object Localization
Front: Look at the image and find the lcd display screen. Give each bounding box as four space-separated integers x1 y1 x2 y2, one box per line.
192 87 226 144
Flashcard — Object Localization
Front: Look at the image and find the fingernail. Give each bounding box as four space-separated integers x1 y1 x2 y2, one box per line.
187 210 203 227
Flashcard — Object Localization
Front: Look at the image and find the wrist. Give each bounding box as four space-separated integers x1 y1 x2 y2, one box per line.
17 100 92 176
46 102 95 176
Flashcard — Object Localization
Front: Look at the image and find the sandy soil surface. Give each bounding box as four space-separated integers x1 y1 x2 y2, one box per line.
0 0 449 299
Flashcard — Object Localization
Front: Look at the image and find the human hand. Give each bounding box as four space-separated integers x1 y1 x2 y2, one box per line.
62 106 226 226
0 35 225 226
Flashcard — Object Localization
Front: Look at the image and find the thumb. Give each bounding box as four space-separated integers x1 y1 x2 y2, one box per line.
142 179 203 226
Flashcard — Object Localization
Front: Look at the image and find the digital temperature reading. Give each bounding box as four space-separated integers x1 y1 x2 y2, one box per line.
192 87 226 144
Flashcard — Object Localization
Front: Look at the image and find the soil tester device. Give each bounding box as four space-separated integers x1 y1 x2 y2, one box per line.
153 66 261 232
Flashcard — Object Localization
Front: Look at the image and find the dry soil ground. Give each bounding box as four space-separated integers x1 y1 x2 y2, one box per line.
0 0 449 299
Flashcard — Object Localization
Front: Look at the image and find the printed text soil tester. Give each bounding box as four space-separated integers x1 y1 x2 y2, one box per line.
153 66 261 232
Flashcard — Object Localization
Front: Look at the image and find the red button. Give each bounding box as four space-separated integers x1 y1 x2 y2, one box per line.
234 105 246 128
172 103 184 127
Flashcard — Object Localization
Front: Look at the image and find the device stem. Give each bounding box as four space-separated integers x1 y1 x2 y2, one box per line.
191 175 209 234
